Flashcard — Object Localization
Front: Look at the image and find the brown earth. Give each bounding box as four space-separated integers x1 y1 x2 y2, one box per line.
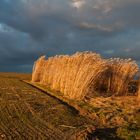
0 73 140 140
0 73 95 140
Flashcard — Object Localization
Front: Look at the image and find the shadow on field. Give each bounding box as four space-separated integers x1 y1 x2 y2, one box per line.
91 127 123 140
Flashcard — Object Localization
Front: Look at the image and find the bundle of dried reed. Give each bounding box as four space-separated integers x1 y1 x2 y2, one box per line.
106 58 139 95
137 78 140 98
32 52 139 100
32 56 46 82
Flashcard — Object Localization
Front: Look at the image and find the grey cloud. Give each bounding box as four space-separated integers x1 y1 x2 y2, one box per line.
0 0 140 72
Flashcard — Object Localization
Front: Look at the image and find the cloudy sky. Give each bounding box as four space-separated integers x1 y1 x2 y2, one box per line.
0 0 140 72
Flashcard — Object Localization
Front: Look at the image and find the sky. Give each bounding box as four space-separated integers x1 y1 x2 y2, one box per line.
0 0 140 72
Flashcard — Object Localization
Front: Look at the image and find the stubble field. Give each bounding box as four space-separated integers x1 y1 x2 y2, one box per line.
0 73 139 140
0 73 96 140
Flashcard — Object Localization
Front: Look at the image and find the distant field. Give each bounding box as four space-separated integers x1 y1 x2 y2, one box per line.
0 73 140 140
0 72 31 80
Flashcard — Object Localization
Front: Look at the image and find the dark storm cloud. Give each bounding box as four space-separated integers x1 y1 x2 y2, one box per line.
0 0 53 40
0 0 140 72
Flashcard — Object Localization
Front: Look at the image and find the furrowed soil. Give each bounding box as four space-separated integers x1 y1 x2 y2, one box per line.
0 73 140 140
0 73 96 140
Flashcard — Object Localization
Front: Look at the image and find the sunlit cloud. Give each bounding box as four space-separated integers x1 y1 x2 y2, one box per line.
71 0 85 9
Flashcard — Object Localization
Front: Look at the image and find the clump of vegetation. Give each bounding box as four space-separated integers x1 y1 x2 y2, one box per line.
117 123 140 140
32 51 139 100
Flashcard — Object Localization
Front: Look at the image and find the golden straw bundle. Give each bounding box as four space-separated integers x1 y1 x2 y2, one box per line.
32 52 139 100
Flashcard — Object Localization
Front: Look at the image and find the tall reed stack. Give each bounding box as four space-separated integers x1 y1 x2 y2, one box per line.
138 78 140 98
106 58 139 95
32 52 139 100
